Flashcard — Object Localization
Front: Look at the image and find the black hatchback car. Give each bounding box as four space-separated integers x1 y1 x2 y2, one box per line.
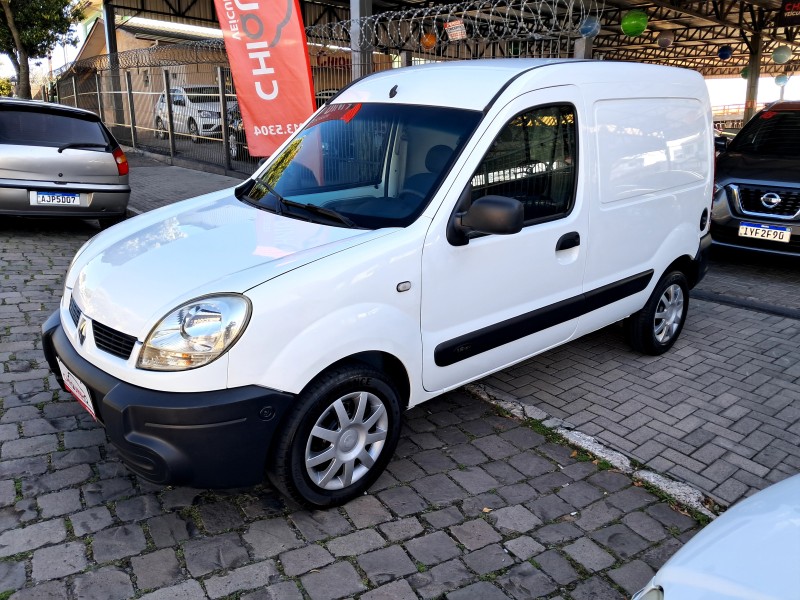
711 102 800 256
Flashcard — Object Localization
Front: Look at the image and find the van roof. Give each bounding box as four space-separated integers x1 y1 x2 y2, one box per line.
335 59 705 112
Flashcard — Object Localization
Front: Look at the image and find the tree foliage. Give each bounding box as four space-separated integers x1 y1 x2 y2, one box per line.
0 0 83 99
0 77 11 96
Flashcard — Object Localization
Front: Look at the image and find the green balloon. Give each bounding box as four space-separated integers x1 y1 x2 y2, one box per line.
621 10 648 37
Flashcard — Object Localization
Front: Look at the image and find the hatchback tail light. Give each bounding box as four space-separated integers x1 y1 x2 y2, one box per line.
112 147 129 176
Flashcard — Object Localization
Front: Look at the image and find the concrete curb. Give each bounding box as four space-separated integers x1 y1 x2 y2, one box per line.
465 382 717 520
691 289 800 321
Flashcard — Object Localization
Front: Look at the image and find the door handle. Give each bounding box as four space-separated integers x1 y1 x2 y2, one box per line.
556 232 580 251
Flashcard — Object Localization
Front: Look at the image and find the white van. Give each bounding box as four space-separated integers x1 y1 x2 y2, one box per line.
43 59 713 507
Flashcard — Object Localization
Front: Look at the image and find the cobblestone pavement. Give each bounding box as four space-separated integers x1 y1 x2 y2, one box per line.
0 159 797 598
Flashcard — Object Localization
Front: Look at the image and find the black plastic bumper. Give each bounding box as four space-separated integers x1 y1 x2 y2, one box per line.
41 311 294 488
693 232 712 288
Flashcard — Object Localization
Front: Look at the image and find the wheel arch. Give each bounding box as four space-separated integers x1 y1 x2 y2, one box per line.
663 253 701 289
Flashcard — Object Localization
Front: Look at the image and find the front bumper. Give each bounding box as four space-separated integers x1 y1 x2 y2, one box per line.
41 311 294 488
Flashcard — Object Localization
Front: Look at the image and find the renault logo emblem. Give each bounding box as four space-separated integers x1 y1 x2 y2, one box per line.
761 192 782 209
77 315 88 346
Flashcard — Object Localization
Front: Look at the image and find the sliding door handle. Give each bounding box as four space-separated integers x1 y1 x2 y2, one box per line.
556 232 581 251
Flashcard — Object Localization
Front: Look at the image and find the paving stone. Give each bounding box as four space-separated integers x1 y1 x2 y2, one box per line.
497 562 557 600
22 464 93 497
413 473 468 505
423 506 463 529
379 516 423 542
2 434 58 460
606 487 657 512
570 575 626 600
645 503 697 533
408 558 473 599
609 559 656 596
447 580 511 600
622 512 668 542
535 549 579 585
497 483 539 505
575 500 623 532
357 545 417 585
563 537 616 572
0 480 14 508
147 513 193 548
532 522 583 545
198 501 245 534
0 519 66 557
184 532 249 577
0 560 26 593
71 566 134 600
300 560 367 600
361 579 418 600
138 580 205 600
450 518 502 551
488 505 542 534
37 489 81 518
462 492 507 517
63 429 106 449
242 581 303 600
0 456 49 479
159 487 202 510
640 537 684 570
50 447 101 471
482 461 526 485
405 531 460 565
448 466 499 495
130 549 182 591
326 529 385 557
22 417 76 437
290 509 352 542
500 426 546 449
82 478 135 507
591 524 650 560
388 458 426 482
114 495 161 522
378 486 428 517
342 495 391 528
280 544 334 577
71 507 113 537
205 560 279 599
31 541 87 581
529 471 572 493
91 524 147 562
244 518 304 559
413 449 458 474
444 444 489 467
8 580 68 600
561 461 599 481
504 535 545 560
462 543 514 575
557 480 605 508
526 493 573 522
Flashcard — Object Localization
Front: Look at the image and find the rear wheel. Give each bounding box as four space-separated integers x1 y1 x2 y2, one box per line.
267 364 402 508
626 271 688 355
155 117 167 140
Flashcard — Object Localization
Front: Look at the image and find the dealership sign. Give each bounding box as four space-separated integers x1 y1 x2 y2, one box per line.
214 0 316 156
777 1 800 26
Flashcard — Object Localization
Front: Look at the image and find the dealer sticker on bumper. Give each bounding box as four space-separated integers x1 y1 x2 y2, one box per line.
56 357 96 419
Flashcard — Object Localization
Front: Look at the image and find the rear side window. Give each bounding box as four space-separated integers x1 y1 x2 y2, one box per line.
0 108 109 149
728 109 800 158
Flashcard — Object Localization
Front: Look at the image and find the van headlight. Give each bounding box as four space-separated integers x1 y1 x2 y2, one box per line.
137 295 251 371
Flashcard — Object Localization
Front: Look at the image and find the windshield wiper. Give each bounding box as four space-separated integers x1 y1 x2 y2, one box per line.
57 142 108 153
260 180 356 228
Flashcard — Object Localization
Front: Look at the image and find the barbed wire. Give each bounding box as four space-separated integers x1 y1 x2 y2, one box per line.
55 0 602 76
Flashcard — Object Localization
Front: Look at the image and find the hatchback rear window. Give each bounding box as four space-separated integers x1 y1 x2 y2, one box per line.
728 109 800 158
0 107 109 149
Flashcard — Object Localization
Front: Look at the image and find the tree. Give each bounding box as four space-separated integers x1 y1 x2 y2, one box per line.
0 0 83 99
0 76 11 96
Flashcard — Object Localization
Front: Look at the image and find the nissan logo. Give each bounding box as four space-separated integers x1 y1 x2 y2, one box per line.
761 192 782 209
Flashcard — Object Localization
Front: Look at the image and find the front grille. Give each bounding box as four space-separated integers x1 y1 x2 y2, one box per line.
92 321 137 360
733 185 800 219
68 296 81 326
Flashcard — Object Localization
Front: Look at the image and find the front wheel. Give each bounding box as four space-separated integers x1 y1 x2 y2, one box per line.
267 364 402 508
188 120 200 143
625 271 689 355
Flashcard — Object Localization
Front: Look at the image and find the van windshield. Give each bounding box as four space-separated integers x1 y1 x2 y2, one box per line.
727 109 800 158
242 103 482 229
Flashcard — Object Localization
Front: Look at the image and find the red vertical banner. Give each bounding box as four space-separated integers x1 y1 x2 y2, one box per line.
214 0 316 157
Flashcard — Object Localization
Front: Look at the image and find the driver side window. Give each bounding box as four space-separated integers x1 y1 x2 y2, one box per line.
471 104 577 225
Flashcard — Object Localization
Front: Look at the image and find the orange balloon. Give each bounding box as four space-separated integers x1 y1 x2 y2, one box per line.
420 32 436 50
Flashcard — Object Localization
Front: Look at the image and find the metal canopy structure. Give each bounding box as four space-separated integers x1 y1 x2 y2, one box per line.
101 0 798 78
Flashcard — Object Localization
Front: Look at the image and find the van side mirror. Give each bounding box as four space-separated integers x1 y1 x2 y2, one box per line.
448 195 524 246
714 136 728 153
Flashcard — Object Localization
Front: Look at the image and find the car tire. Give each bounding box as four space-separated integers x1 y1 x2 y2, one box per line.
188 120 201 144
625 270 689 355
155 117 167 140
267 363 402 508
